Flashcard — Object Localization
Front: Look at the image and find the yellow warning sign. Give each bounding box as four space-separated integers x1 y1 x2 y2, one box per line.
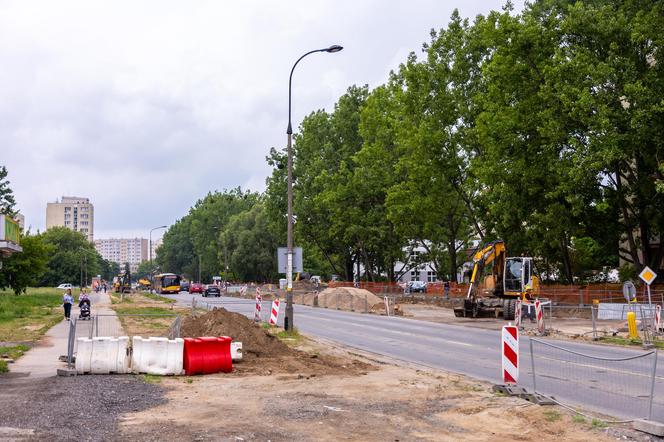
639 266 657 285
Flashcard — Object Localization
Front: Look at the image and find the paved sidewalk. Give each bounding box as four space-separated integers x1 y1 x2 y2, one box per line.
9 291 122 378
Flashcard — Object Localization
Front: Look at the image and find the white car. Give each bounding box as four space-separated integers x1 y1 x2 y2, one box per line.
57 283 72 290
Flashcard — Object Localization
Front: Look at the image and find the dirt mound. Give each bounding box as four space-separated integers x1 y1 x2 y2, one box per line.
299 287 384 312
181 308 289 358
180 308 371 376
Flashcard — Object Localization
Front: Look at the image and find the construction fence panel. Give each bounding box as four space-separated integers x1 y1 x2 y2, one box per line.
529 338 660 421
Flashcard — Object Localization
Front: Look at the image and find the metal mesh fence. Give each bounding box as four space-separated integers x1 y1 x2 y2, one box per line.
529 338 659 420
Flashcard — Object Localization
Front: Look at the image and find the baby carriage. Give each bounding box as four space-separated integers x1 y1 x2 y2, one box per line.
79 299 91 320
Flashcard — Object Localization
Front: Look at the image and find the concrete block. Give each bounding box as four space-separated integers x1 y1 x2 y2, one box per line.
57 368 77 377
633 419 664 436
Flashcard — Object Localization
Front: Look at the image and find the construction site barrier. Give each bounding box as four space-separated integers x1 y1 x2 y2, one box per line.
183 336 233 375
132 337 184 375
231 342 243 361
75 336 130 374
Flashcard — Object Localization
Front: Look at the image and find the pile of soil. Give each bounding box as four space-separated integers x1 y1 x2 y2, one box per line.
181 308 290 358
180 308 371 376
298 287 383 312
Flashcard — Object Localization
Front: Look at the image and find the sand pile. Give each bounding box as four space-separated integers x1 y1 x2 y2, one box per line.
180 308 371 375
297 287 384 312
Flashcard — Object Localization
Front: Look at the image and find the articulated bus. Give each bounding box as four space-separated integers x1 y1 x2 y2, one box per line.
153 273 181 294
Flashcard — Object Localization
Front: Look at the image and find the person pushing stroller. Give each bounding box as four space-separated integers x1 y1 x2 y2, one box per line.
78 289 92 321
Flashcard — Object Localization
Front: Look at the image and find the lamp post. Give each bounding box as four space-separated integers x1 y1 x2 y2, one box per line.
149 225 167 276
285 44 343 331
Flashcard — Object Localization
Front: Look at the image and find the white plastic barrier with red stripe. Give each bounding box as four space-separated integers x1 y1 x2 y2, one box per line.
514 299 522 328
535 299 545 334
254 290 262 322
502 325 519 383
269 298 281 325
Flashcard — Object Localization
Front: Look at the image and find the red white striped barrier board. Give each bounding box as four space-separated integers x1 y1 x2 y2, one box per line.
501 325 519 383
535 299 544 334
514 299 522 328
254 292 262 322
269 298 280 325
656 305 661 331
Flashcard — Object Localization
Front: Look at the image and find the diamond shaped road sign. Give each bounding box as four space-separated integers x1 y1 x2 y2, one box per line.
639 266 658 286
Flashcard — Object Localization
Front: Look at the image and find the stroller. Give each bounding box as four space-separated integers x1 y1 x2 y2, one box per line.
79 299 91 320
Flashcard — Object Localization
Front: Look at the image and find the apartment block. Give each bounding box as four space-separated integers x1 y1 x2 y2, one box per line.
46 196 94 241
94 238 148 273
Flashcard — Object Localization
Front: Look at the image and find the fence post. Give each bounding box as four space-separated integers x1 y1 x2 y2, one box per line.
529 339 537 394
365 294 368 313
94 315 99 338
67 319 76 368
88 316 94 339
337 292 340 310
648 349 658 421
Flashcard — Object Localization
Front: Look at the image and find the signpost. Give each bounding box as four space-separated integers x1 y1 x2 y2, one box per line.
639 266 658 307
277 247 303 274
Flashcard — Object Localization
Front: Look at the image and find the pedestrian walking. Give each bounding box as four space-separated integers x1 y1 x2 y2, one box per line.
62 288 73 321
444 280 450 299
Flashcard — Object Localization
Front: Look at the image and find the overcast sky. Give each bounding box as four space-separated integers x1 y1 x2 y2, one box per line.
1 0 523 240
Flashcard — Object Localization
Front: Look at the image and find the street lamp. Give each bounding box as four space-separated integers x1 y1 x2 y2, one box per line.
285 44 343 331
149 225 167 269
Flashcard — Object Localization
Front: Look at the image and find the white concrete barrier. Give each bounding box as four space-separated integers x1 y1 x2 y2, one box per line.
75 336 130 374
132 336 184 375
231 342 243 361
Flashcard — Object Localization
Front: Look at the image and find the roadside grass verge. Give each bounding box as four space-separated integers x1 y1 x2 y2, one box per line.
0 288 63 342
109 292 133 304
140 291 174 303
0 344 31 373
598 336 664 350
112 305 181 337
272 327 304 346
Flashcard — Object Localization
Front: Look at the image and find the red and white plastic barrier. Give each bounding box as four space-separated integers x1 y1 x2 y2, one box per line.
514 299 522 328
183 336 232 375
269 298 280 325
501 325 519 384
239 285 247 296
656 305 661 331
254 290 262 322
535 299 545 334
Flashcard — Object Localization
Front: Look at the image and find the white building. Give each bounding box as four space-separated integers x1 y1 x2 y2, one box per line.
95 238 148 272
46 196 94 241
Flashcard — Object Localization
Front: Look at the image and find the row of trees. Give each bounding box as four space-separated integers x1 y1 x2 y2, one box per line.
0 167 120 294
139 1 664 284
261 1 663 283
155 188 281 282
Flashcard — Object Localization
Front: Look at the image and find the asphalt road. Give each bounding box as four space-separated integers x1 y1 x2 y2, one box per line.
169 291 664 421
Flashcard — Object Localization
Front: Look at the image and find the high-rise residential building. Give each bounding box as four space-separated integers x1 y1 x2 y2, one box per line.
46 196 94 241
95 238 148 272
150 238 163 261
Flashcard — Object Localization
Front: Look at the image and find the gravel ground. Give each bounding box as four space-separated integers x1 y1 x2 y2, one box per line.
0 374 166 441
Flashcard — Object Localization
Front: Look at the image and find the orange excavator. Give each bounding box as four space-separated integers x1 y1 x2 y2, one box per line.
453 240 539 319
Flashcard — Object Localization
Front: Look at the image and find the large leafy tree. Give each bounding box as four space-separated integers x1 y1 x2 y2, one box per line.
39 227 102 286
0 232 52 294
0 166 16 216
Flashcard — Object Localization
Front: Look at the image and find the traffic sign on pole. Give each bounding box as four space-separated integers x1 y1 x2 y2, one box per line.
639 266 657 285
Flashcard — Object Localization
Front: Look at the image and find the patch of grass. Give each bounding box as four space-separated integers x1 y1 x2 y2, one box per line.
0 288 64 342
185 377 194 384
572 413 585 424
261 322 271 329
0 344 30 360
274 328 304 346
599 336 664 349
0 360 7 373
591 418 607 429
543 410 561 422
109 293 133 304
112 306 179 336
140 374 162 384
141 292 175 303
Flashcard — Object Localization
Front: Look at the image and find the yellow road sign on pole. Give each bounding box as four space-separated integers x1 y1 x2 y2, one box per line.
638 266 657 286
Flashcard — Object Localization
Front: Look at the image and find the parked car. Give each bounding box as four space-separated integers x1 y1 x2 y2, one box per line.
57 283 72 290
180 281 190 292
190 283 204 294
203 284 221 297
407 281 427 293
